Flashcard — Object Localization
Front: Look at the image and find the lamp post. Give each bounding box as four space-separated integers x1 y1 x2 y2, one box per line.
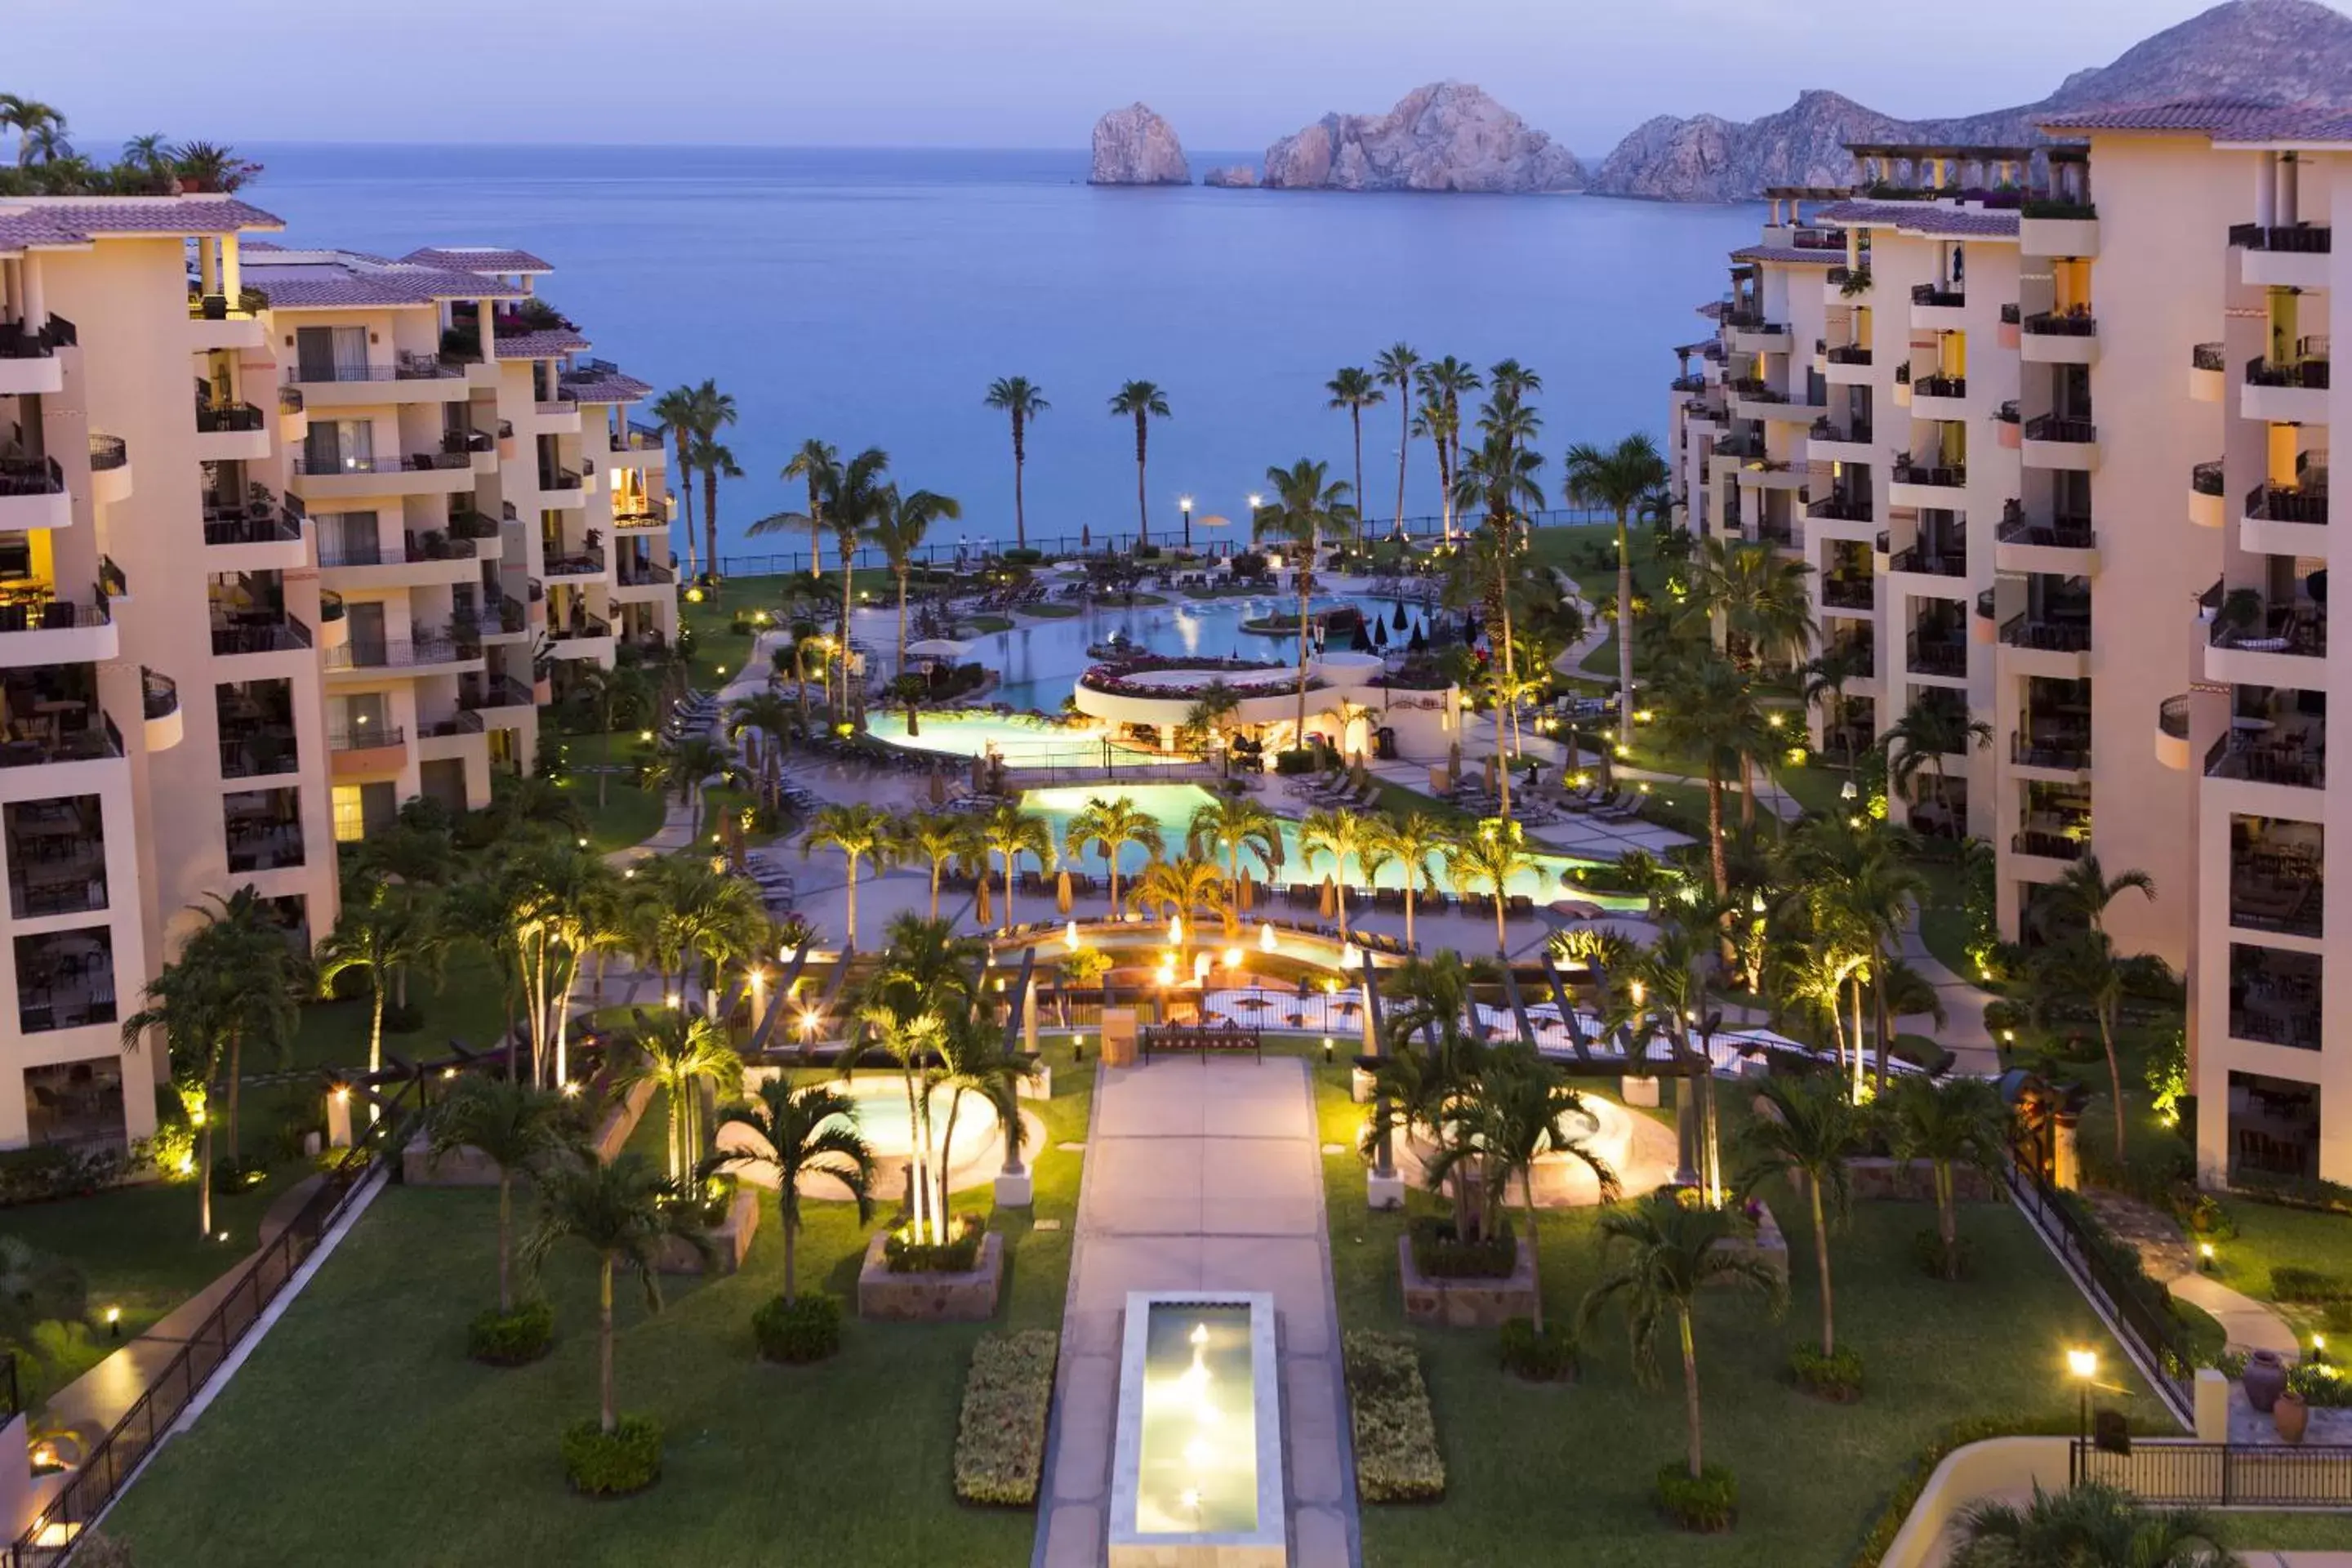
2066 1347 2097 1482
1179 495 1194 552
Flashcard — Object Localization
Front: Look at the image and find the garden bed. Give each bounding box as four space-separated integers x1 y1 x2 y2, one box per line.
653 1183 760 1276
953 1330 1058 1506
1399 1233 1539 1329
858 1229 1004 1321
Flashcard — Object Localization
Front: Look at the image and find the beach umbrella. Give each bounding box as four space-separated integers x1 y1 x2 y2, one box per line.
1389 601 1406 631
1350 621 1374 653
906 639 972 659
1485 751 1499 793
1056 869 1073 915
976 875 993 927
1082 523 1093 549
1408 626 1427 653
1318 876 1336 920
929 771 947 806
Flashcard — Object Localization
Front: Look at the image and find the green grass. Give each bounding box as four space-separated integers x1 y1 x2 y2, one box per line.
552 729 667 853
2201 1199 2352 1331
104 1041 1096 1566
1302 1053 2168 1566
1916 858 1980 981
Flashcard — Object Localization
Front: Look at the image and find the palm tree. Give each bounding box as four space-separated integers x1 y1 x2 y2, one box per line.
314 883 445 1112
1787 813 1927 1100
1370 812 1449 950
1564 434 1672 746
1684 537 1818 675
1802 644 1872 773
1426 1048 1616 1332
1949 1481 2240 1568
724 690 796 812
1187 795 1280 906
1326 368 1384 548
577 664 657 808
649 387 704 577
643 734 733 818
118 957 234 1237
984 377 1049 550
1374 343 1421 537
929 1007 1036 1233
180 889 302 1160
1579 1191 1788 1481
1066 795 1164 920
1652 651 1780 904
804 803 898 947
1886 1076 2007 1281
2034 855 2155 943
121 132 171 179
1126 854 1232 941
2027 931 2138 1157
1880 694 1993 835
1444 491 1539 815
524 1155 702 1437
871 485 962 670
1 99 66 168
685 434 745 599
1253 459 1355 744
1107 381 1171 546
898 811 982 921
620 1009 743 1184
1299 808 1374 938
982 802 1054 934
1737 1076 1864 1356
707 1078 875 1302
753 438 840 578
1413 357 1481 541
427 1076 581 1316
1446 818 1535 955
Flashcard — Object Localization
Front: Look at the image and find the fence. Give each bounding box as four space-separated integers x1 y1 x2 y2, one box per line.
714 506 1616 581
2073 1438 2352 1505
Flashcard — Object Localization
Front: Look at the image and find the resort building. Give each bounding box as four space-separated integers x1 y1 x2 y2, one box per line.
1668 105 2350 1187
0 195 677 1152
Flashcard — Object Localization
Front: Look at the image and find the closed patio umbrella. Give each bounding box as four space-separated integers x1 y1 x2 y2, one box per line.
1389 601 1406 631
1319 875 1336 920
1485 751 1499 792
929 771 947 806
1056 868 1073 915
1238 869 1255 912
976 875 993 927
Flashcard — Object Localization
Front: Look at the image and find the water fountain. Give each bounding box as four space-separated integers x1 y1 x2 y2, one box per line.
1109 1292 1285 1567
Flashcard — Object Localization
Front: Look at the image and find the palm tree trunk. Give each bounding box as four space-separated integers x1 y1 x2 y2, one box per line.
1393 403 1410 538
1936 1160 1958 1277
1001 851 1016 935
929 863 943 922
1494 693 1512 819
197 1116 215 1238
599 1256 617 1434
1811 1180 1834 1356
1108 858 1120 922
1615 509 1637 746
1523 1191 1544 1334
1350 412 1365 550
1678 1305 1704 1479
1134 419 1149 546
2100 1008 2127 1156
226 1029 245 1160
703 466 721 604
1404 881 1416 949
674 430 696 577
1296 572 1312 748
782 1206 799 1301
1012 416 1029 551
1493 889 1507 956
1705 764 1728 903
845 857 860 949
1873 951 1891 1098
368 984 387 1125
497 1171 514 1314
895 567 911 672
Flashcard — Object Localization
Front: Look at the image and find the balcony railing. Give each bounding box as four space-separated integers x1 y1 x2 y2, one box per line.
2247 354 2331 390
0 712 121 769
611 505 667 530
440 429 496 457
1890 546 1967 577
99 556 128 601
2024 414 2098 444
210 617 313 657
625 422 667 452
1999 613 2092 653
86 434 129 472
224 819 305 875
2158 695 2191 742
1824 345 1873 366
202 497 304 547
2211 600 2326 657
2231 866 2323 938
543 551 607 578
2012 830 2087 862
328 725 407 754
0 597 109 635
285 354 460 385
1892 457 1967 488
218 726 299 780
1820 576 1873 608
549 615 612 643
1995 511 2096 550
2193 460 2226 498
327 636 480 671
292 452 474 477
2247 484 2329 525
317 534 482 570
2229 222 2332 254
194 403 265 434
2233 1005 2320 1052
1723 311 1788 335
2206 731 2325 790
1914 373 1967 398
1670 374 1705 394
2192 343 2227 373
460 675 536 711
2022 310 2097 336
1807 494 1874 523
0 314 74 359
1905 635 1967 677
278 385 305 414
0 457 65 498
539 467 585 492
2012 731 2091 770
421 710 487 738
1911 284 1965 308
141 670 178 722
617 560 675 588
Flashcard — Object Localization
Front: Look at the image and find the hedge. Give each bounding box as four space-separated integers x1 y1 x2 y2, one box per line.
1408 1216 1517 1280
1655 1463 1738 1532
1343 1330 1445 1503
2271 1265 2350 1303
954 1330 1058 1507
561 1415 663 1495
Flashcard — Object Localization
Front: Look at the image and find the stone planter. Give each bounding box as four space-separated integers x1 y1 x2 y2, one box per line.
1710 1200 1788 1289
653 1185 760 1276
857 1230 1004 1321
1399 1236 1538 1329
593 1077 658 1165
400 1134 499 1187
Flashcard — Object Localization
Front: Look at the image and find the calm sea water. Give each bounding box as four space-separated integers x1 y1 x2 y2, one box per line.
245 144 1757 560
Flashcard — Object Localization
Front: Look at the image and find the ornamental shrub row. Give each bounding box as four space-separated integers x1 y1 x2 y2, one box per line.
1343 1330 1445 1503
953 1330 1058 1506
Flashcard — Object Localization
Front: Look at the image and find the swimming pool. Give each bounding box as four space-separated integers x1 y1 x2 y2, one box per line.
865 710 1195 768
1018 783 1644 907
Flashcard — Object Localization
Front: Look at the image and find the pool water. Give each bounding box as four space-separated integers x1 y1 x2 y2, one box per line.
1019 782 1643 907
1135 1303 1258 1536
866 710 1192 769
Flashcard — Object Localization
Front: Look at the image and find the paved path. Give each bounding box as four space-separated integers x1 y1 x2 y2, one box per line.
1035 1056 1356 1568
2082 1187 2301 1361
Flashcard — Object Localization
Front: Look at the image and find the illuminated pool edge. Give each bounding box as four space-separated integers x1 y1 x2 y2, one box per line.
1108 1291 1286 1568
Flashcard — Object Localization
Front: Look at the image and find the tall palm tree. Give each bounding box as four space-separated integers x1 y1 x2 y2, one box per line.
751 438 840 579
984 377 1049 550
929 1007 1036 1236
2027 931 2139 1157
1444 481 1540 815
1187 795 1281 906
1252 459 1355 745
871 485 962 671
578 664 657 808
1107 381 1171 546
1414 357 1482 541
1684 537 1817 675
118 956 234 1237
427 1076 582 1316
1446 818 1536 955
804 803 898 947
1066 795 1164 920
706 1079 874 1302
1487 358 1544 414
121 132 171 179
1652 651 1780 905
1802 644 1872 773
1881 695 1993 835
724 690 796 812
1949 1481 2240 1568
1886 1076 2007 1281
1787 814 1927 1099
1370 812 1450 950
523 1155 702 1437
180 889 302 1160
620 1009 743 1184
2034 855 2155 943
314 884 445 1115
1564 434 1671 746
898 812 982 921
649 387 703 577
1125 854 1232 940
1374 343 1422 537
982 802 1054 934
0 99 66 168
1579 1191 1788 1481
643 734 734 818
1299 808 1374 938
1325 368 1384 548
685 434 743 599
1737 1075 1864 1356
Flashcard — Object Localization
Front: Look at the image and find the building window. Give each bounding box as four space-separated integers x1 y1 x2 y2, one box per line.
15 926 115 1035
332 785 367 843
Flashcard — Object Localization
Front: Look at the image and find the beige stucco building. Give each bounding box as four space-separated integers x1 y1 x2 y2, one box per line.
0 195 676 1151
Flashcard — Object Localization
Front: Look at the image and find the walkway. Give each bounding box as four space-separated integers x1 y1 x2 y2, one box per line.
2082 1187 2300 1361
1035 1056 1356 1568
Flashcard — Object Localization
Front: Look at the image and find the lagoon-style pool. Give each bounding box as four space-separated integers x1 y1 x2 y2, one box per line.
865 710 1192 770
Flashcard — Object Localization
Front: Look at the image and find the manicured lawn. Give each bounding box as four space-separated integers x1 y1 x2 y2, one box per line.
554 729 667 853
2201 1198 2352 1333
1301 1052 2166 1566
105 1040 1095 1566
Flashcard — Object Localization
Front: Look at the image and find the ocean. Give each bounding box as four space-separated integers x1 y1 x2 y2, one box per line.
244 143 1759 563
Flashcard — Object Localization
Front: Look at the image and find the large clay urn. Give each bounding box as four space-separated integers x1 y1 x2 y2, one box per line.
2243 1348 2289 1414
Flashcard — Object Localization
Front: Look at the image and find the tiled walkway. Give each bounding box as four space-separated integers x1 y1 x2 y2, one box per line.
1035 1056 1356 1568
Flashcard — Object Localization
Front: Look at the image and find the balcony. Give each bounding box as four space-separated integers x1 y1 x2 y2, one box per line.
1994 506 2098 574
614 560 675 590
0 595 118 666
538 466 589 508
283 354 469 408
460 675 536 713
543 550 608 580
2191 459 2227 530
1891 456 1967 507
1910 284 1967 331
2207 726 2325 792
2231 947 2321 1051
1887 543 1968 580
2021 310 2099 366
326 635 486 676
2243 350 2331 425
0 457 69 533
2011 728 2091 773
2231 857 2323 941
1819 575 1873 612
142 669 182 752
289 450 479 502
2000 612 2091 653
2022 414 2100 472
329 724 409 777
0 314 73 396
0 710 122 773
2011 829 2087 865
624 421 667 454
610 501 668 532
6 800 105 920
318 590 347 651
2190 343 2226 403
1724 313 1793 354
2231 221 2332 289
2155 694 2193 771
547 614 614 659
210 616 314 660
193 397 271 461
1905 634 1968 679
319 532 488 590
219 723 299 781
2243 481 2329 557
224 816 305 875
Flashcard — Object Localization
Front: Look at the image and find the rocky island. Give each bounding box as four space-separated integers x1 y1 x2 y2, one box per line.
1088 103 1191 186
1260 82 1584 194
1202 165 1259 189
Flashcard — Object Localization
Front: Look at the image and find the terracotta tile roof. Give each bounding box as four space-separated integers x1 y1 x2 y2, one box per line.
0 195 282 256
493 327 592 359
1732 244 1843 266
1813 200 2020 239
558 368 652 404
400 246 554 275
242 249 530 310
2041 100 2352 144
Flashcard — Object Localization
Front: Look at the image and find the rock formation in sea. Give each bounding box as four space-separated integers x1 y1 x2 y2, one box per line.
1260 82 1584 194
1088 104 1192 186
1202 165 1260 189
1589 0 2352 202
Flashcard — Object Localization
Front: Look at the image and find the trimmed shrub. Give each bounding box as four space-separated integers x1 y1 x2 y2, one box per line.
2233 1170 2352 1217
751 1293 843 1364
1909 1228 1976 1281
884 1216 985 1274
954 1330 1058 1506
0 1143 137 1206
1408 1215 1517 1280
1497 1317 1578 1382
1000 548 1043 568
1655 1463 1738 1532
468 1300 555 1366
2289 1360 2352 1407
1789 1344 1864 1401
2271 1265 2350 1303
1343 1330 1445 1503
1273 748 1316 776
560 1414 663 1495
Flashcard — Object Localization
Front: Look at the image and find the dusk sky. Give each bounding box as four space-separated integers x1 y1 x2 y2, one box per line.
21 0 2252 157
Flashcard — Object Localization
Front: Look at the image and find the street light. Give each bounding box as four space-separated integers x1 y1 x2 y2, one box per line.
2067 1347 2098 1470
1179 495 1194 551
